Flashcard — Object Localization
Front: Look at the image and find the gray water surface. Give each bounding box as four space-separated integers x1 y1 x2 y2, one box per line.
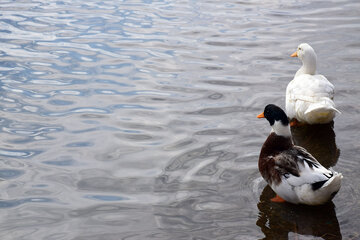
0 0 359 239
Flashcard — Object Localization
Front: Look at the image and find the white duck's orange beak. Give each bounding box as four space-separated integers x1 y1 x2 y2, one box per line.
257 112 265 118
291 51 298 57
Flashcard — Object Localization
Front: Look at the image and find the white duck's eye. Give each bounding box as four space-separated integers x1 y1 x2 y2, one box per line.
298 47 302 51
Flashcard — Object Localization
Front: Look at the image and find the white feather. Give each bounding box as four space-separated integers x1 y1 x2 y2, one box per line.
271 120 291 137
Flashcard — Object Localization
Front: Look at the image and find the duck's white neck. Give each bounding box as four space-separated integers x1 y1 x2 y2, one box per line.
295 51 317 77
271 121 291 138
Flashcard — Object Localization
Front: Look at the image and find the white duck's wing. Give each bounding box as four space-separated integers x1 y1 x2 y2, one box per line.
286 74 338 122
287 74 335 103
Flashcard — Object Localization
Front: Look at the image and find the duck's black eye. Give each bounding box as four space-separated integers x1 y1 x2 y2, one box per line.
298 47 302 51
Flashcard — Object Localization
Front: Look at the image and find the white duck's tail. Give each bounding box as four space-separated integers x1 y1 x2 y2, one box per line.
304 100 341 124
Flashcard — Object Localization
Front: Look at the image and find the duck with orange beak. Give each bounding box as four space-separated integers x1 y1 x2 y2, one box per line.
286 43 340 125
257 104 342 205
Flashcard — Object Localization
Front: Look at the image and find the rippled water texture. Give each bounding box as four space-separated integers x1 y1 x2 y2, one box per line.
0 0 359 239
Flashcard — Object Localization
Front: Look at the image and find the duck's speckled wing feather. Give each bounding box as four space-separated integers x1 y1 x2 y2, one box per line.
273 145 333 187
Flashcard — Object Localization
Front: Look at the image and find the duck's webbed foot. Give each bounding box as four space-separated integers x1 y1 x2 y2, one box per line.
290 118 305 127
271 195 286 203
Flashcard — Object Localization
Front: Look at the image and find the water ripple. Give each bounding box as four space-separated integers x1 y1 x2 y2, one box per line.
0 0 359 239
0 148 41 158
84 195 129 202
0 169 24 179
0 198 54 209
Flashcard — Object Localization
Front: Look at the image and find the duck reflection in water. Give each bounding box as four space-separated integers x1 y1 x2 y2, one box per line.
257 185 342 240
290 122 340 168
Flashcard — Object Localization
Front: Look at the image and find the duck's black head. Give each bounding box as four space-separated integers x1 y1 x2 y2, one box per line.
257 104 289 127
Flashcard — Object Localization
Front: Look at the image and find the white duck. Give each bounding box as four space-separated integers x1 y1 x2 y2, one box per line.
257 104 342 205
286 43 340 125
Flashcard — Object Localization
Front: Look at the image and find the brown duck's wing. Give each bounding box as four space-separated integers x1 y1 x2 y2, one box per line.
273 151 300 178
273 146 322 178
273 146 333 188
290 145 322 169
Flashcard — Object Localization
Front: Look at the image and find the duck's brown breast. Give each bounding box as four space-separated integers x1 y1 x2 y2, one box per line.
258 133 293 185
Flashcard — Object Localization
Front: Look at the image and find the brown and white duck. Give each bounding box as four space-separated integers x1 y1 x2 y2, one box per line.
257 104 342 205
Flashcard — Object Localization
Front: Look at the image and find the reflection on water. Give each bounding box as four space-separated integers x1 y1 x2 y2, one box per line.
0 0 359 239
291 122 340 168
257 185 341 240
154 140 264 239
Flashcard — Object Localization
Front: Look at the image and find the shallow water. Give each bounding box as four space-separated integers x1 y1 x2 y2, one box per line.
0 0 359 239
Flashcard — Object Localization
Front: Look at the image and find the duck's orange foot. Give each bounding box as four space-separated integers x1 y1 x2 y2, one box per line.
290 119 305 127
271 195 286 203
